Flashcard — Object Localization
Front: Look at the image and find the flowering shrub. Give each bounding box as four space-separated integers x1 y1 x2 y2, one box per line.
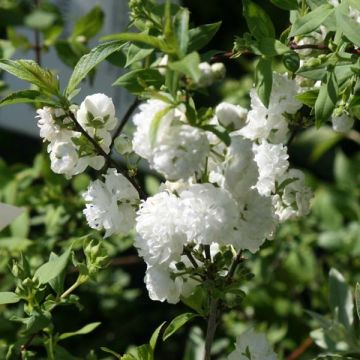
0 0 360 359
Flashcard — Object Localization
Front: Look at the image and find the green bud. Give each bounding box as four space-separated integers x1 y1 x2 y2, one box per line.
114 134 132 155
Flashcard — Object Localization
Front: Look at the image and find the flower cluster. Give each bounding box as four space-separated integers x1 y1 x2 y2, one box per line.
36 93 117 178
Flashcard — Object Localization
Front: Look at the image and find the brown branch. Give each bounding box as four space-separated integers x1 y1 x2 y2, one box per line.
110 97 140 150
286 337 313 360
66 111 146 199
204 297 219 360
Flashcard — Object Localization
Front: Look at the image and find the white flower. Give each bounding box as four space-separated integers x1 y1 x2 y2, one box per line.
83 168 139 237
273 169 312 222
132 99 209 180
210 135 258 201
145 265 183 304
215 102 248 130
77 93 117 153
211 62 226 80
331 113 354 133
239 73 301 143
228 329 277 360
180 183 239 246
198 62 214 87
253 141 289 196
36 107 60 142
233 190 276 253
135 191 186 266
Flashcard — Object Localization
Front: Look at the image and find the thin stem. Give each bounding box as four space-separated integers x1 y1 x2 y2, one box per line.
110 97 140 150
286 337 313 360
60 277 86 299
34 0 41 65
226 250 243 281
20 333 38 359
204 245 211 261
184 249 199 268
66 111 146 199
204 297 219 360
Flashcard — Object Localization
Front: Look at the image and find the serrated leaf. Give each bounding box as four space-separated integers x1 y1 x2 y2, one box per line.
34 247 71 285
243 0 275 40
289 5 333 37
188 22 222 53
163 313 198 341
315 71 338 127
0 59 60 95
255 57 273 108
0 292 20 305
329 268 354 329
0 89 57 107
270 0 298 10
65 41 124 98
168 52 201 82
58 322 101 340
113 68 164 94
72 5 104 39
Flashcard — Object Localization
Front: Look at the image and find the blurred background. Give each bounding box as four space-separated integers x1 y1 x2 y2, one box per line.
0 1 359 359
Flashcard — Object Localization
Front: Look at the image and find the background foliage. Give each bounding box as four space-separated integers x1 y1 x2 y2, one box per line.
0 0 359 359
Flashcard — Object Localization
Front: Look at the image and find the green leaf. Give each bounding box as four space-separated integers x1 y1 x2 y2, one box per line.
201 124 231 146
315 71 338 127
188 22 222 53
257 38 290 57
101 347 122 359
72 5 104 39
65 41 124 98
149 322 166 353
149 106 173 147
0 292 20 305
113 68 164 94
295 89 319 107
270 0 298 10
283 51 300 72
0 90 57 107
125 44 154 68
25 9 56 30
168 52 201 82
34 247 71 285
289 5 333 37
58 322 101 340
0 59 60 95
181 287 208 316
329 268 354 329
243 0 275 40
100 32 170 53
355 283 360 321
0 237 32 252
174 8 190 58
336 7 360 47
255 57 273 108
10 210 29 238
163 313 198 341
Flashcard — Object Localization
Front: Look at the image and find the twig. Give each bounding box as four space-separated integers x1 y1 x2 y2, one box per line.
286 337 313 360
34 0 41 65
20 332 38 359
66 111 146 199
110 97 140 150
204 245 211 261
204 297 219 360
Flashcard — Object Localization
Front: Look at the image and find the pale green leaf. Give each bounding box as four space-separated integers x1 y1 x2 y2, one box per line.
149 106 173 147
255 57 273 108
168 52 201 82
34 247 71 285
65 41 124 98
0 89 57 107
163 313 199 341
0 292 20 305
58 322 101 340
149 322 166 352
289 5 333 37
72 5 104 39
174 8 190 58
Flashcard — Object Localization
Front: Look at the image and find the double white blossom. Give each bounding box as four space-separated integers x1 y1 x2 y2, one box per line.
132 99 209 180
83 168 139 237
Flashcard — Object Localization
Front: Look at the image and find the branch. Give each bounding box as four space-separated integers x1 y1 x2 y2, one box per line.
286 337 313 360
204 297 219 360
226 250 243 281
110 97 140 150
66 111 146 199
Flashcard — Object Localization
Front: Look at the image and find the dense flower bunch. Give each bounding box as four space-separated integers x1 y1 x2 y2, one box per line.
36 71 314 306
